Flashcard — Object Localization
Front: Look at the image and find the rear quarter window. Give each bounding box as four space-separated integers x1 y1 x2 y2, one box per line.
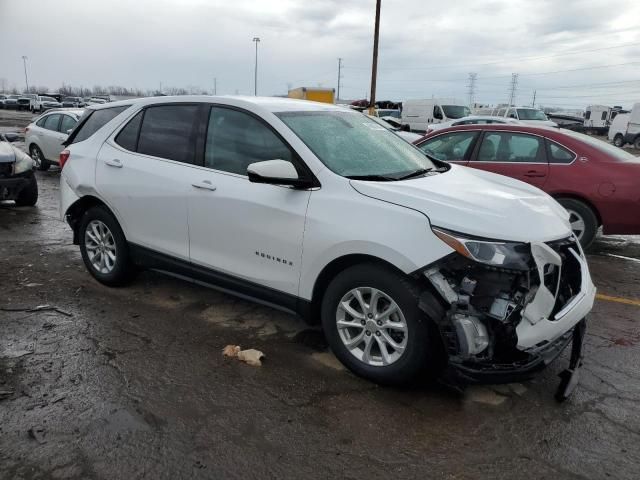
69 106 129 144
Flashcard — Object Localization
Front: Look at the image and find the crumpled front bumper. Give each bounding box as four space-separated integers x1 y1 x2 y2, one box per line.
0 173 31 201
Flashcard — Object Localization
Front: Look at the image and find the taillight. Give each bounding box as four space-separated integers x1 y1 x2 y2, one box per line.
59 149 70 169
24 126 30 134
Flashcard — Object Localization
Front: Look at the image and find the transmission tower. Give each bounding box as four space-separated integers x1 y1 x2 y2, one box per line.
466 72 477 107
507 73 519 106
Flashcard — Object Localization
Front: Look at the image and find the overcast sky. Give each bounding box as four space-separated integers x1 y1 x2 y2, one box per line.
1 0 639 108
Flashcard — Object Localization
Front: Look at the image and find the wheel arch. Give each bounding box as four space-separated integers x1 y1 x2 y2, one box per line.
65 195 115 244
551 193 603 227
307 254 415 325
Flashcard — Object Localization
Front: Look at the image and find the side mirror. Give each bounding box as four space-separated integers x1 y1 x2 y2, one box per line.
247 159 314 188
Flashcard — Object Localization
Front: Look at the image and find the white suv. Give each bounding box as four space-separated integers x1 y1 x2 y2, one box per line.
59 96 595 398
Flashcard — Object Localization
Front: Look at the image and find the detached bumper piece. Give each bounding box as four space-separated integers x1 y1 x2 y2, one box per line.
421 236 594 399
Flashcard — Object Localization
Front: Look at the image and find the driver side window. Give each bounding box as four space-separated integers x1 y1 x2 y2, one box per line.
205 107 294 175
417 131 478 161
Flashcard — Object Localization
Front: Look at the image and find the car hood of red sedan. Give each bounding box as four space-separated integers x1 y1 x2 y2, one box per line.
350 164 572 243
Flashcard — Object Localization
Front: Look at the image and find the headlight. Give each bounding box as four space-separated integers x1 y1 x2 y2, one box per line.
432 227 531 270
12 148 35 175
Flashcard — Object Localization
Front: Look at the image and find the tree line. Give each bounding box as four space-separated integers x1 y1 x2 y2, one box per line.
0 82 210 97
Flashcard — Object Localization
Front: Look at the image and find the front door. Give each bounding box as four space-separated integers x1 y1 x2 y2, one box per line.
187 106 310 297
469 131 549 188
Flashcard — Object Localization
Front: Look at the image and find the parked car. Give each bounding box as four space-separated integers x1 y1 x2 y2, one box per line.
85 97 107 105
16 94 32 111
4 94 20 109
33 96 63 112
61 96 85 108
0 132 38 205
0 94 7 109
414 123 640 247
25 108 84 170
58 97 594 399
606 102 640 149
401 99 471 132
367 114 423 142
426 115 521 134
476 106 558 127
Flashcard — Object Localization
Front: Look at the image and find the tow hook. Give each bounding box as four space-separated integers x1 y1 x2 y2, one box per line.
555 318 587 402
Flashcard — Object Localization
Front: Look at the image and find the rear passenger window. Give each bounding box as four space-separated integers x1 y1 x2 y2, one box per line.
60 115 77 134
477 132 543 163
71 106 128 144
115 111 143 151
205 107 293 175
137 105 198 163
43 114 61 131
547 140 576 164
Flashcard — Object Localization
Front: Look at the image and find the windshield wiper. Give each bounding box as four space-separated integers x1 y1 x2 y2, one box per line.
394 168 434 180
345 174 397 181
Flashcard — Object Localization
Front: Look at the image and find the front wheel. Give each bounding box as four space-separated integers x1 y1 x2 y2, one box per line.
321 263 437 385
79 206 136 286
634 137 640 150
613 134 624 148
14 174 38 206
557 198 598 249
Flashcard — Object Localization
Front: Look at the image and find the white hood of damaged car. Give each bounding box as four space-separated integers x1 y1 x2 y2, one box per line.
350 164 572 243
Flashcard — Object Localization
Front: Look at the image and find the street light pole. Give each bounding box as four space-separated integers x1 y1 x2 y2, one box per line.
368 0 381 114
253 37 260 96
21 56 30 93
337 57 343 101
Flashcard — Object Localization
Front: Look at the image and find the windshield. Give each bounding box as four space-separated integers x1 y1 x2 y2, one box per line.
41 96 56 102
377 109 401 118
561 129 640 162
442 105 471 119
9 95 19 99
63 97 76 102
517 108 548 120
277 111 436 179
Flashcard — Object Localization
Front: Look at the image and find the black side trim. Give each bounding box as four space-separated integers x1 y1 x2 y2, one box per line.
129 243 311 320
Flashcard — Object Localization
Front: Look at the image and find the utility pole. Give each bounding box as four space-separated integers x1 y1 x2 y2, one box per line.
253 37 260 96
368 0 382 114
466 72 477 108
213 77 217 95
507 73 518 106
159 81 162 94
337 57 343 101
21 56 29 93
532 90 537 108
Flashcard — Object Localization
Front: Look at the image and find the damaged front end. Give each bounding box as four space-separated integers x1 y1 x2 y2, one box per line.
419 228 595 400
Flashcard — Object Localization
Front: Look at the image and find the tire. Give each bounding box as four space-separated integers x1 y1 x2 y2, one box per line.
321 263 436 385
557 198 598 249
613 134 624 148
634 137 640 150
79 206 136 286
14 173 38 206
29 145 50 171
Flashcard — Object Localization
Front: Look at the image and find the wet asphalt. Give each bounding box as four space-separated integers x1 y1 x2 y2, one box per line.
1 111 640 479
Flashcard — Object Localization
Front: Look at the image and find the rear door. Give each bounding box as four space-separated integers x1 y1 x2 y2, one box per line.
469 130 549 188
40 114 64 160
415 130 479 165
96 104 200 260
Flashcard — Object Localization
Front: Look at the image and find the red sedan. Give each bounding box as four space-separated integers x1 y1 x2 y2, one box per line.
413 124 640 247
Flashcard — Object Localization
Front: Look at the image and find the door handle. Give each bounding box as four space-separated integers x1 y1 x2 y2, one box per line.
524 170 545 178
104 158 123 168
191 180 217 191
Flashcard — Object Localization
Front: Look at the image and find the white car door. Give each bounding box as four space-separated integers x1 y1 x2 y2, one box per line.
40 113 65 160
186 105 311 298
95 105 199 260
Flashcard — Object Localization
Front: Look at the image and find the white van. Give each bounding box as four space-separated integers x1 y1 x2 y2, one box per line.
401 99 471 132
607 103 640 148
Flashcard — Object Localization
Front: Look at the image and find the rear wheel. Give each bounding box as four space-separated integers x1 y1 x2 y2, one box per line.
634 136 640 150
79 206 136 286
321 263 437 385
613 134 624 148
14 174 38 206
557 198 598 249
29 145 50 171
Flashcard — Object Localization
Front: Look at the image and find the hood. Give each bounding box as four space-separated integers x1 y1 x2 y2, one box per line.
519 119 558 128
350 165 571 243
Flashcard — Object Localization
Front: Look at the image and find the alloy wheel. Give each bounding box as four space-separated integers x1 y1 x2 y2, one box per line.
566 208 585 241
84 220 117 274
336 287 408 367
29 146 41 168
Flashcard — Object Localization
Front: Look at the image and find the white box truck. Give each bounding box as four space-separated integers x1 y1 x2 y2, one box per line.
401 99 471 132
607 103 640 148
